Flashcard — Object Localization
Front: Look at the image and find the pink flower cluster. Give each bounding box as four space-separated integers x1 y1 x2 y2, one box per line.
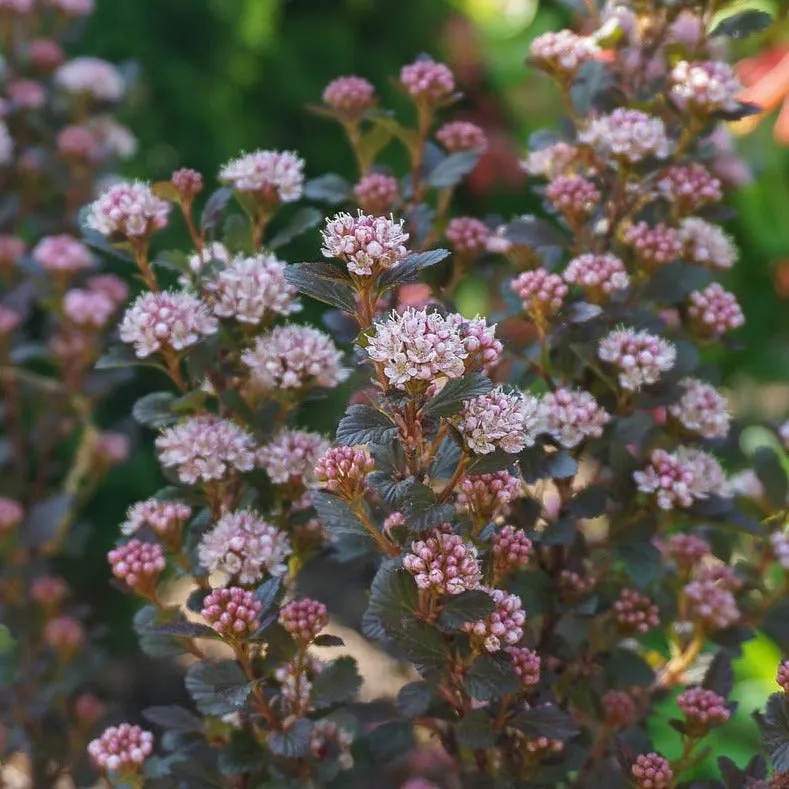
31 576 69 607
579 109 670 163
403 528 482 595
315 445 374 499
445 217 490 254
683 578 739 630
558 569 596 601
310 719 354 770
322 75 375 114
492 525 532 578
436 121 487 152
44 616 85 653
523 141 578 179
32 234 92 274
219 149 305 202
463 588 526 653
171 167 204 200
676 687 730 731
669 378 730 439
657 164 722 214
8 78 45 109
108 539 166 593
664 533 710 572
670 60 742 114
777 660 789 694
457 388 537 455
279 598 328 644
529 30 600 75
63 286 118 329
259 430 330 486
770 530 789 570
321 211 409 276
457 471 521 520
507 646 540 687
57 124 98 159
198 510 291 584
201 586 261 636
511 268 568 316
536 388 610 448
353 173 399 215
624 222 683 268
120 498 191 538
688 283 744 337
0 306 20 335
399 58 454 102
242 325 348 390
0 497 24 531
613 589 660 634
0 235 25 267
631 752 673 789
155 415 257 485
546 175 600 221
598 328 676 390
84 181 170 238
88 724 154 774
679 217 737 270
55 57 124 101
602 690 636 729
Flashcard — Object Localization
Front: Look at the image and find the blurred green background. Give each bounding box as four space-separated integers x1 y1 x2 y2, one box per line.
69 0 789 772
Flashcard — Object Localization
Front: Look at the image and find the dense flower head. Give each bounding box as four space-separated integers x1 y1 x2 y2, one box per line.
436 120 487 152
613 589 660 634
88 724 154 774
579 109 670 163
8 79 45 109
198 510 291 583
89 115 137 159
219 149 304 202
460 315 504 371
55 57 124 101
777 660 789 694
463 588 526 652
696 562 742 592
84 181 170 238
536 388 610 448
120 498 192 538
171 167 203 200
242 325 348 390
208 253 299 324
523 141 579 178
508 646 541 687
87 274 129 305
632 752 673 789
445 216 490 254
530 29 600 75
322 75 375 114
670 60 742 114
664 533 711 572
624 222 683 268
155 415 257 485
492 525 533 578
602 690 636 729
0 306 20 335
669 378 730 439
309 719 354 770
29 38 64 70
107 539 166 593
688 283 745 336
457 388 537 455
546 174 600 220
280 598 328 644
677 687 730 731
456 471 521 520
63 287 117 329
43 615 85 653
57 125 97 159
657 163 722 214
558 569 596 601
32 234 92 274
201 586 261 636
31 576 70 607
511 268 568 316
679 217 737 270
403 528 482 595
683 578 739 630
48 0 94 15
598 328 676 390
353 173 399 215
321 211 409 276
258 430 330 486
119 290 217 358
399 57 455 102
634 447 724 510
0 497 24 532
94 431 130 465
315 445 374 498
0 0 33 13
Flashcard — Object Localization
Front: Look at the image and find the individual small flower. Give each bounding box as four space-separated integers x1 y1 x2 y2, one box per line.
634 448 700 510
258 430 330 486
280 598 328 644
536 388 610 448
219 149 304 202
171 167 203 200
8 78 45 109
84 181 170 239
209 253 300 324
55 57 125 101
664 533 711 572
492 525 532 579
107 539 166 595
631 752 673 789
457 388 537 455
458 315 503 371
613 589 660 634
683 578 739 630
87 724 154 774
315 445 375 499
580 109 670 163
463 588 526 652
507 646 540 687
353 173 399 215
120 499 192 538
624 222 683 269
57 125 98 159
30 576 70 608
670 60 742 114
688 283 745 337
679 217 737 270
598 328 676 390
399 57 455 102
657 164 722 214
321 211 409 276
677 687 730 733
523 141 579 178
0 497 24 532
47 0 94 14
119 290 218 359
322 75 375 114
184 241 233 282
529 29 600 75
669 378 730 439
602 690 636 729
156 415 257 485
0 235 25 267
445 216 490 255
201 586 261 636
403 528 482 595
436 120 487 152
32 234 92 274
511 268 568 320
309 719 354 770
198 510 291 583
558 569 596 601
0 306 20 336
546 175 600 222
43 615 85 655
63 288 117 329
93 431 130 466
456 471 521 521
777 660 789 694
275 659 316 715
242 325 348 391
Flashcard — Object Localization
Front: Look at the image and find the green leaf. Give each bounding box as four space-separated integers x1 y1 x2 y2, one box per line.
184 660 251 716
132 391 177 428
357 124 393 171
756 693 789 773
568 485 607 519
507 216 565 250
132 605 189 659
570 60 612 116
512 704 579 740
401 481 455 531
201 187 234 231
219 730 268 774
254 577 283 611
702 650 734 699
467 449 518 475
457 709 497 749
465 654 520 702
642 262 712 303
142 705 203 733
753 446 788 511
336 404 398 445
150 620 219 639
267 718 312 758
368 561 419 631
283 262 356 313
222 213 253 254
509 568 553 616
313 634 344 647
310 491 370 541
378 248 451 289
95 344 163 371
399 620 449 677
424 374 493 418
604 648 654 687
0 625 15 655
437 590 495 632
81 228 134 262
367 720 415 762
268 207 322 250
311 656 362 709
21 492 74 548
710 10 773 39
367 112 419 153
304 173 352 204
396 681 433 718
427 150 481 189
614 524 662 588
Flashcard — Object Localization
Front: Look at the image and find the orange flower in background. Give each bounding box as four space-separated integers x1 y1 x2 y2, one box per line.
736 45 789 144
